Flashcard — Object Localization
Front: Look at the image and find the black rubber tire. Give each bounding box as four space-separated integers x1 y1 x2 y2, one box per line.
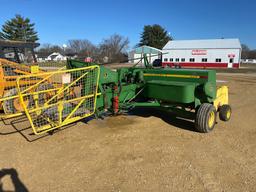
195 103 217 133
3 88 18 114
219 104 231 121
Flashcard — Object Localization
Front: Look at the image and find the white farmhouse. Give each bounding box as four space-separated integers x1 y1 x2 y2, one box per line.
46 52 67 61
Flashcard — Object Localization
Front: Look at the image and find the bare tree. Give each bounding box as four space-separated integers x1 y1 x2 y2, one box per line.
241 44 250 59
241 44 256 59
67 39 97 57
37 44 63 55
98 34 129 63
36 35 129 63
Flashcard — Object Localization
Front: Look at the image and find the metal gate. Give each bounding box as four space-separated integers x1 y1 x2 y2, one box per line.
16 65 100 135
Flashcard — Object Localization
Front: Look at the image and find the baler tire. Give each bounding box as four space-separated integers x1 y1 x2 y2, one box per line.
195 103 216 133
219 105 231 121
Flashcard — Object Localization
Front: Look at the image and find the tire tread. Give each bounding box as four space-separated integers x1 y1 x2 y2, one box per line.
195 103 216 133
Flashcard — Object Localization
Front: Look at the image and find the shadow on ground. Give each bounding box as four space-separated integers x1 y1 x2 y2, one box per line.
0 115 76 142
0 168 28 192
129 107 196 132
0 107 197 141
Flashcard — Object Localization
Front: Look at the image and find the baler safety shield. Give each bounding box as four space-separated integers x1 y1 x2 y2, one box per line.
16 65 100 135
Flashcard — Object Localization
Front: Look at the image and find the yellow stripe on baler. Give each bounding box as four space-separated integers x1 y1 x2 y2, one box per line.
143 73 201 79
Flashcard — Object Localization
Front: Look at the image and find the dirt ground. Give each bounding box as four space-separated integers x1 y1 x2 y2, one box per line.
0 70 256 191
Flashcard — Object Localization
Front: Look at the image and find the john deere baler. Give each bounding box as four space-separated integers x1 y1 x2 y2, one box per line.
68 59 231 133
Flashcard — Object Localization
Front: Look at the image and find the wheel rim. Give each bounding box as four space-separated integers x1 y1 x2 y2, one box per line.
226 109 231 119
208 111 215 128
13 97 29 112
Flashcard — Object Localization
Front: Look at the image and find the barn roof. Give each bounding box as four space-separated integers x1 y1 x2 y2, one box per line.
163 39 241 50
133 45 163 54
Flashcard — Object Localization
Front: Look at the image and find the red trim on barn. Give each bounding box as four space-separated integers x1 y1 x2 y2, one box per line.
232 63 239 68
162 62 240 69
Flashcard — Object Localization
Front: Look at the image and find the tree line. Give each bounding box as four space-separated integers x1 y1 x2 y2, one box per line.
37 35 129 63
241 44 256 59
0 15 172 63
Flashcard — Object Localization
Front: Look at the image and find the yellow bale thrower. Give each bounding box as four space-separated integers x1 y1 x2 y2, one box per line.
15 64 100 134
0 58 49 118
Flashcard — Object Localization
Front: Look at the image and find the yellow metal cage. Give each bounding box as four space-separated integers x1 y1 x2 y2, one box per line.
16 65 100 135
0 58 66 119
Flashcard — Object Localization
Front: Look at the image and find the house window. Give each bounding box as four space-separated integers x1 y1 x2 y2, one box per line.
181 58 185 62
190 58 195 62
216 58 222 62
169 58 173 62
164 58 168 62
175 58 179 62
202 58 207 62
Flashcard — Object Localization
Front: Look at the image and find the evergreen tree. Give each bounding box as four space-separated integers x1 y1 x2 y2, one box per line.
0 14 39 42
138 24 172 49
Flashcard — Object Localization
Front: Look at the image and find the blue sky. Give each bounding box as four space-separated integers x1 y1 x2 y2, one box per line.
0 0 255 49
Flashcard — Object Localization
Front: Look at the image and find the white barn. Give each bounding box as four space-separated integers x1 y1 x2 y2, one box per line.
162 39 242 68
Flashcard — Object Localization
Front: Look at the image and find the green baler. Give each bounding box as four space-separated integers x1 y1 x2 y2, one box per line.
67 58 231 133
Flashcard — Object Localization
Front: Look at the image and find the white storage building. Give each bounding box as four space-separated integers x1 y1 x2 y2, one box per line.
129 45 162 66
162 39 241 68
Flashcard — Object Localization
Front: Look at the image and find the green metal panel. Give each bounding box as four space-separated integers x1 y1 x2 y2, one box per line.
142 68 215 84
96 83 139 111
99 66 118 84
144 80 196 103
141 68 217 106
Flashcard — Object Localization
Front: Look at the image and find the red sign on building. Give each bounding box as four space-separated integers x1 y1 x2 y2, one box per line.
192 49 207 55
